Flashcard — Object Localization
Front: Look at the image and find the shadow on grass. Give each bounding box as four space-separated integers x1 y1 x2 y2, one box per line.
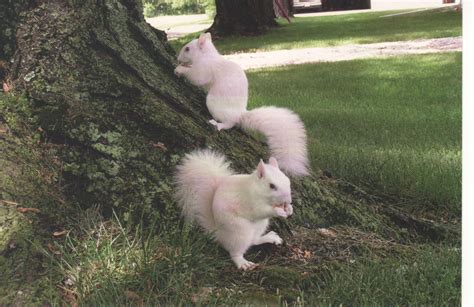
191 8 462 54
247 53 461 213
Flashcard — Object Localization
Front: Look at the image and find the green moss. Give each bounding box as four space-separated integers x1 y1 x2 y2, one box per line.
0 94 68 304
0 205 61 305
0 205 31 253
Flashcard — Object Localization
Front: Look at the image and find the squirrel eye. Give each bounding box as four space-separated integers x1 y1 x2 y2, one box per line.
269 183 277 190
185 46 190 52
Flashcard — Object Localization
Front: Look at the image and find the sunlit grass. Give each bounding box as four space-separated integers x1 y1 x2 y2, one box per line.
49 209 225 305
247 53 461 212
171 8 462 54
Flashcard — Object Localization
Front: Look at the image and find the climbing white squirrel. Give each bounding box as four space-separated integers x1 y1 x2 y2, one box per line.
174 33 309 176
174 149 294 270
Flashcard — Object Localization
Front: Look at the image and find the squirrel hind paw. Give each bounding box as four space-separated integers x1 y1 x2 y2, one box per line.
208 119 222 131
233 256 258 270
209 119 234 131
239 261 258 271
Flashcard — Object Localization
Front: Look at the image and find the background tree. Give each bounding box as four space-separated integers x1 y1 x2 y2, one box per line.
207 0 278 37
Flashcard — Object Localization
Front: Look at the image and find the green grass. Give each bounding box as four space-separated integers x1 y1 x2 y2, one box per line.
46 209 227 305
44 210 460 305
171 8 462 54
247 53 461 212
310 246 461 305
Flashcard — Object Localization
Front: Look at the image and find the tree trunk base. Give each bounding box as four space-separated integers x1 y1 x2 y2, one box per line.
208 0 278 37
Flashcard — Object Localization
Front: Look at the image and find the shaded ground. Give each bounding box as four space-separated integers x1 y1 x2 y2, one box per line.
224 37 462 70
147 4 459 40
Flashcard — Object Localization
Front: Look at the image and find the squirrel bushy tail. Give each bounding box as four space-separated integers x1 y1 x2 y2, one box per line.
174 150 234 231
239 106 309 176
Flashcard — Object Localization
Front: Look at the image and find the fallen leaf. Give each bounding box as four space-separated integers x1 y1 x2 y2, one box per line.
53 230 68 237
150 142 167 151
64 276 76 287
1 199 18 206
3 82 10 93
47 243 61 255
125 290 143 306
8 240 17 250
317 228 337 238
17 207 41 213
58 285 77 307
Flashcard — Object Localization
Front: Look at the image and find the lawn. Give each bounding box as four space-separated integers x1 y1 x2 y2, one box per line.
171 8 462 54
27 208 459 305
247 52 462 213
308 245 461 305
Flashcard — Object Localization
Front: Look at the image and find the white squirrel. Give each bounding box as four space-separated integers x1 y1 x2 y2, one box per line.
174 149 294 270
174 33 309 176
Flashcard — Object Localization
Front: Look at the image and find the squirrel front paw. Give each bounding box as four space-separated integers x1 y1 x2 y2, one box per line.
174 65 186 76
264 231 283 245
274 207 289 218
274 204 293 218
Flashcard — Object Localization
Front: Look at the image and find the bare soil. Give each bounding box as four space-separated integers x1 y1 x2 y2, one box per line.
224 37 462 70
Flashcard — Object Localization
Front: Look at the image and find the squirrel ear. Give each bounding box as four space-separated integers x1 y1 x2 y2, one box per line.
256 159 266 179
198 32 210 48
268 157 279 169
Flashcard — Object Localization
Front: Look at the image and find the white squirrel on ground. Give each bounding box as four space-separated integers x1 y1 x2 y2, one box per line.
174 149 294 270
174 33 309 176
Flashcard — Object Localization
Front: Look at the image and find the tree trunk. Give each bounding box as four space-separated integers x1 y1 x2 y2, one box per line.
0 0 458 297
208 0 278 37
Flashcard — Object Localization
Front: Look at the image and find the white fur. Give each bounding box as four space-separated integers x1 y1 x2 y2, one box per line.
176 33 248 127
240 107 309 176
174 149 293 270
175 33 309 177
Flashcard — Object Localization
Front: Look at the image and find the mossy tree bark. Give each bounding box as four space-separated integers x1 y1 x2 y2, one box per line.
6 0 273 218
1 0 457 256
207 0 278 37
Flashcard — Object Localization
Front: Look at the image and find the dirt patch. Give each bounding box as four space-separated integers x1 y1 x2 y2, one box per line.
224 37 462 70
